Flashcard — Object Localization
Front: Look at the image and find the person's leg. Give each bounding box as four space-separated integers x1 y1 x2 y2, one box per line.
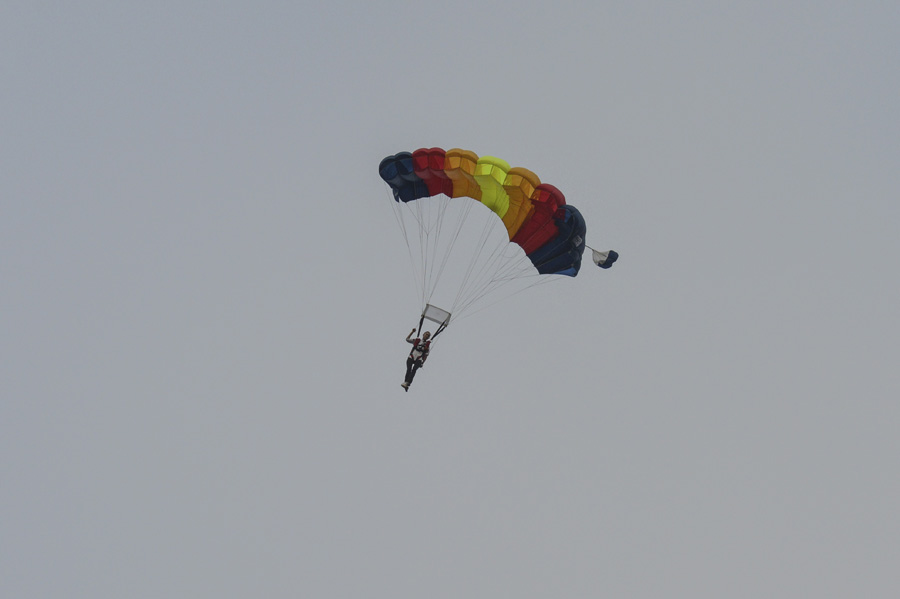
406 358 422 385
405 358 416 384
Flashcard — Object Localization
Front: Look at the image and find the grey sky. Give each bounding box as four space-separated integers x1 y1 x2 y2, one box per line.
3 1 899 597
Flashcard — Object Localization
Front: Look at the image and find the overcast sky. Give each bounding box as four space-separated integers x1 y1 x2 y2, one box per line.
3 2 899 597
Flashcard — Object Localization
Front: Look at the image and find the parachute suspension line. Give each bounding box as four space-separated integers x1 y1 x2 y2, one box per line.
416 194 448 307
451 275 560 326
396 195 559 324
456 236 511 309
452 251 536 318
428 196 476 306
402 194 456 309
426 195 454 303
416 197 430 305
455 266 546 316
450 206 501 315
385 189 426 306
450 217 570 320
392 192 488 320
492 251 540 284
482 243 528 283
463 225 524 308
415 197 430 308
404 203 425 310
395 195 428 308
387 187 574 326
453 214 530 311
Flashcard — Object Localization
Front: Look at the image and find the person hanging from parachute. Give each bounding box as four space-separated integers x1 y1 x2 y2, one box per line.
399 305 449 392
402 328 431 391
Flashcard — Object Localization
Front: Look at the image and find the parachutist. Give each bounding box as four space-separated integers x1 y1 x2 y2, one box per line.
381 148 617 379
402 329 431 391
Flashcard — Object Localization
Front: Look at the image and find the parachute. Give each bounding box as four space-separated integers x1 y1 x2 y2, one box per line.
380 147 617 332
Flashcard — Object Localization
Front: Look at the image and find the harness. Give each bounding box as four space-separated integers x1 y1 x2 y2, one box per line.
409 339 431 361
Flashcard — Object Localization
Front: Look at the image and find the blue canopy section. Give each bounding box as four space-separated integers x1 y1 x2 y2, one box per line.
526 205 587 276
378 152 429 202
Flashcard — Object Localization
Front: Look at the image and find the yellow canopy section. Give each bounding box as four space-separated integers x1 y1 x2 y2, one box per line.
444 148 481 200
474 156 511 218
439 150 539 240
501 167 540 239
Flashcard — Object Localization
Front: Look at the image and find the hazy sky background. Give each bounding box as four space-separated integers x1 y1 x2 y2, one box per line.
3 2 899 597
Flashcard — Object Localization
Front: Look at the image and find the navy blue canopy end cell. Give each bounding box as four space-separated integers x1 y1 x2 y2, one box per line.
527 205 587 277
378 152 429 202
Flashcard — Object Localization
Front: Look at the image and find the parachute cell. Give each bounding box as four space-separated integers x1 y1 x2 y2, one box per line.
474 156 511 219
501 167 541 239
511 183 566 255
444 148 481 199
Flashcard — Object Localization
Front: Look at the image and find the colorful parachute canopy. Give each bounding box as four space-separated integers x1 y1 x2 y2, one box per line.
379 147 587 277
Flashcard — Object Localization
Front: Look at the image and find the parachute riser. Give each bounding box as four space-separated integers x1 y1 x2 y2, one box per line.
432 321 448 340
